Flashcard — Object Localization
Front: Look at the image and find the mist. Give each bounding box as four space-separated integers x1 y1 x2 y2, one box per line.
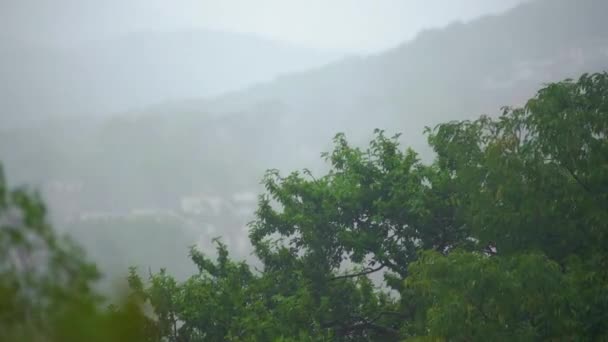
1 0 527 50
1 0 607 293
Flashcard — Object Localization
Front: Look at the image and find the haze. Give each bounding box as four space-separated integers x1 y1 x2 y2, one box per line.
2 0 526 52
1 0 607 291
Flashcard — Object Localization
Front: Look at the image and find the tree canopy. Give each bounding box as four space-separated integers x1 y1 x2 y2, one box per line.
125 72 608 341
1 72 607 341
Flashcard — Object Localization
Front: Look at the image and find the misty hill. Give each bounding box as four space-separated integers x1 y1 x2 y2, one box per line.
0 29 343 127
1 0 607 282
102 0 608 193
170 0 608 153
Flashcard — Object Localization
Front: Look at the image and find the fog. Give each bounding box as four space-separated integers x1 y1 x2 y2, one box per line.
1 0 607 288
2 0 526 51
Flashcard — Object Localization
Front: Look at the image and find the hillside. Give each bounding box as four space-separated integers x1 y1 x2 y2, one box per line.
0 29 343 127
193 0 608 149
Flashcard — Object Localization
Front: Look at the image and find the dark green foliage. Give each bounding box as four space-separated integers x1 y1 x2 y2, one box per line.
407 72 608 340
127 73 608 340
2 72 607 340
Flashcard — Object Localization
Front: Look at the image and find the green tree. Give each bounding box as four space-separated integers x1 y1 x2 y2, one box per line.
407 72 608 340
130 72 608 341
0 164 153 341
9 69 607 341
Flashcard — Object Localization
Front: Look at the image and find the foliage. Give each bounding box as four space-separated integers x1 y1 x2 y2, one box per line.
407 72 608 341
406 251 579 340
0 165 153 341
129 72 608 341
2 72 607 341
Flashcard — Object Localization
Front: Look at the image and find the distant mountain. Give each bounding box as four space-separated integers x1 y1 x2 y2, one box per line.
171 0 608 154
4 0 608 216
1 0 607 282
0 29 343 127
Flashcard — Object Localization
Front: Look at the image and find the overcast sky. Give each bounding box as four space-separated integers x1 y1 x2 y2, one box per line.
1 0 529 53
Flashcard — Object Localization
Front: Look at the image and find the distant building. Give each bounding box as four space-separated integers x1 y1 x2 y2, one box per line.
42 180 84 223
231 191 257 204
79 211 122 222
180 195 224 216
180 197 204 215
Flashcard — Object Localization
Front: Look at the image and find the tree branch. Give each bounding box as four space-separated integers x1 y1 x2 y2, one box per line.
562 164 593 195
329 263 385 281
321 312 401 338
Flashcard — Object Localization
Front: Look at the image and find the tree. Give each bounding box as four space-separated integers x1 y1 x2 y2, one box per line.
3 39 603 340
406 251 580 340
408 72 608 340
126 72 607 340
0 164 153 341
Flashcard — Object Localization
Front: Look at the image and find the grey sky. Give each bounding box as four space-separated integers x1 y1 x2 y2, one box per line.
1 0 528 52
